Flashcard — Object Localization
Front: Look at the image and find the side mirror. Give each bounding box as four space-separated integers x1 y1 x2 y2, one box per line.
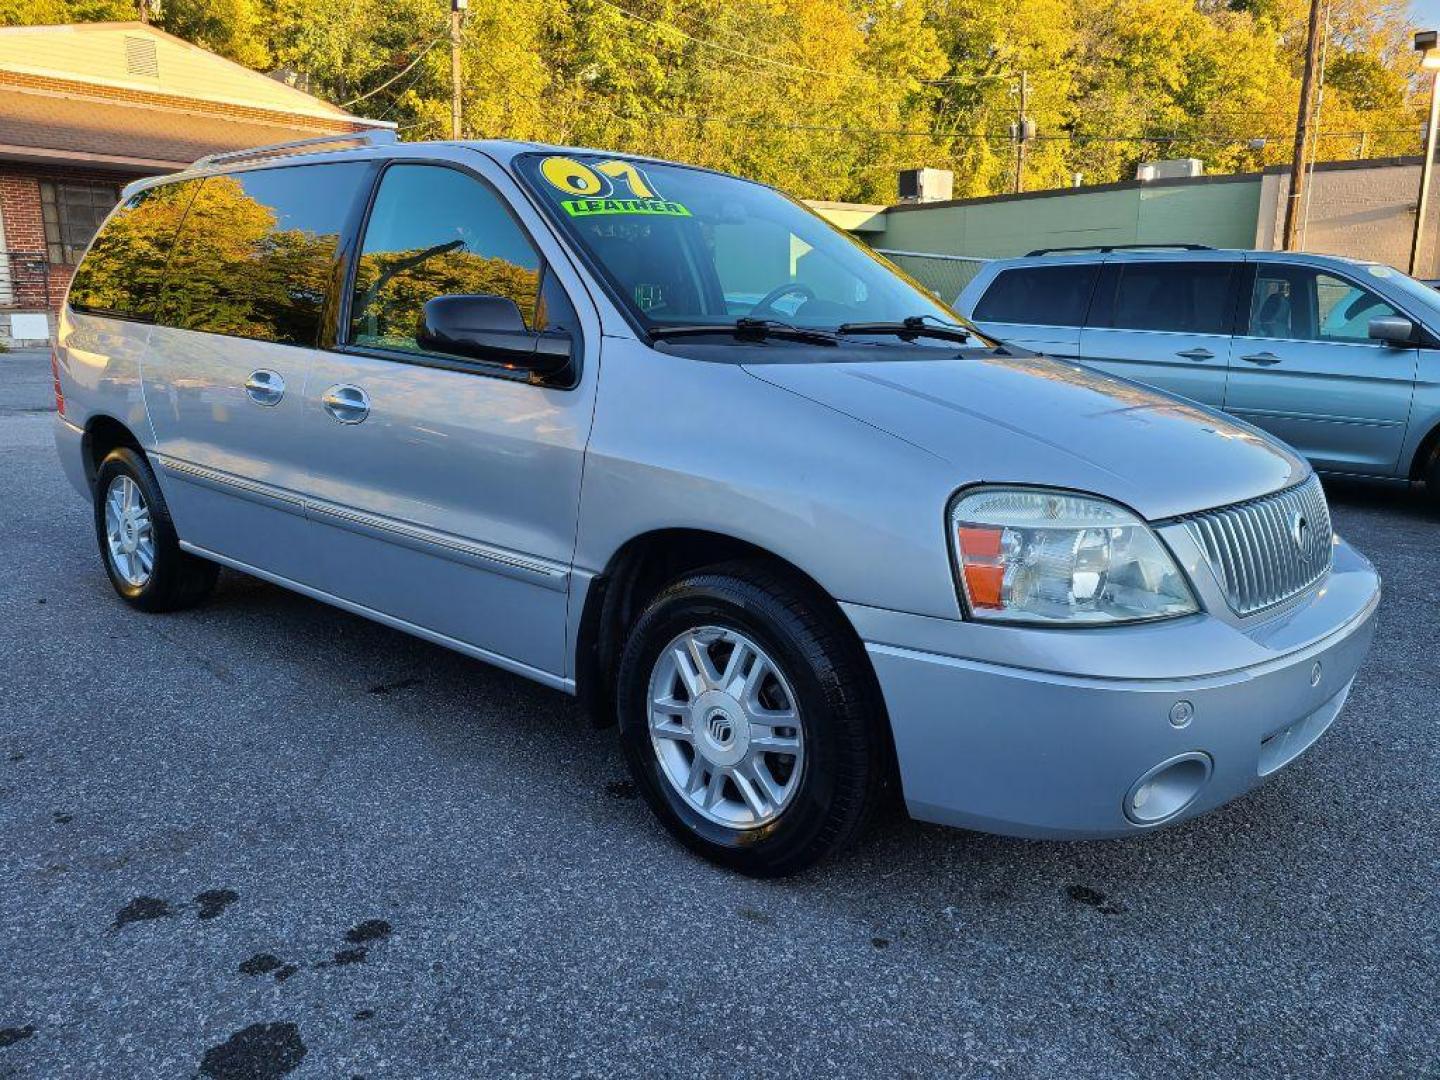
1368 315 1415 347
418 294 574 379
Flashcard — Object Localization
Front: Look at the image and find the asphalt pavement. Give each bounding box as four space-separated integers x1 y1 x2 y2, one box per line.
2 347 1437 1078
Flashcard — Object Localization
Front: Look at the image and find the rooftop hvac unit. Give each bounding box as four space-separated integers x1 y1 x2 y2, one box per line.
898 168 955 203
1136 158 1205 181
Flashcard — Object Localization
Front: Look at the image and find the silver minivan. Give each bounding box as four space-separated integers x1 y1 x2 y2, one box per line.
54 135 1379 875
956 247 1440 496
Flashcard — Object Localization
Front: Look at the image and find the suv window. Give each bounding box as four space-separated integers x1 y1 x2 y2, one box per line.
156 163 366 346
1107 262 1234 334
68 181 199 320
1248 264 1403 343
972 264 1099 326
349 164 543 357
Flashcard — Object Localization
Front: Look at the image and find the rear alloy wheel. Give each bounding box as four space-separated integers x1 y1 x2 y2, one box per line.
617 562 888 877
93 447 218 612
103 474 155 589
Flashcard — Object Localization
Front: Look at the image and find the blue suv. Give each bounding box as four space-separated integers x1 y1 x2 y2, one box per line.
956 246 1440 500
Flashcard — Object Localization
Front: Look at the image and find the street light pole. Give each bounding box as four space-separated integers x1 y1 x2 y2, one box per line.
1410 30 1440 277
450 0 467 140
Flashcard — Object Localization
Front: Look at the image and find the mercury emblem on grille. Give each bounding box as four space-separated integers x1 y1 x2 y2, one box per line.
1291 510 1310 552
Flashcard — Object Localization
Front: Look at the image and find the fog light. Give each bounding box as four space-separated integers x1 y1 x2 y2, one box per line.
1124 752 1213 825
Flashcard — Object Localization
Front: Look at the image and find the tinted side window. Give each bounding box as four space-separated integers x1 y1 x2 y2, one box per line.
349 165 542 356
1110 262 1234 334
1248 265 1402 343
536 268 579 335
157 163 365 346
68 181 199 320
972 264 1099 326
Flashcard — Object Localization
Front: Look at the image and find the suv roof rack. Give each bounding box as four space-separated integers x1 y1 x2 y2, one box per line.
193 129 398 169
1024 243 1214 257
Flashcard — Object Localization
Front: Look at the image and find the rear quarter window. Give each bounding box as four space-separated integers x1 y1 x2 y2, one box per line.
972 264 1100 326
67 181 200 321
156 162 367 346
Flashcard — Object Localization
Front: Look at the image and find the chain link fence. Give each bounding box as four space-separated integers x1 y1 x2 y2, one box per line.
874 249 989 305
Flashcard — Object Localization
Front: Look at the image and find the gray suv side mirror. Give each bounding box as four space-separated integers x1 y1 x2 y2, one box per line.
1367 315 1416 347
419 294 574 379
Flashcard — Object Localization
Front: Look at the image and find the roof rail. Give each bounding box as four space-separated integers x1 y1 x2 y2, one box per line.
192 129 398 169
1024 243 1214 257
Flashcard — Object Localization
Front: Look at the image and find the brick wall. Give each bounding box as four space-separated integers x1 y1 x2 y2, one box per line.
0 170 49 310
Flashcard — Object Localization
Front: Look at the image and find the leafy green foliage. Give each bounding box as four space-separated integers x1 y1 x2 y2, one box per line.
2 0 1425 199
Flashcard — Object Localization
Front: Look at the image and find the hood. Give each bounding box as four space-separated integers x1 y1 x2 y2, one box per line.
743 350 1308 521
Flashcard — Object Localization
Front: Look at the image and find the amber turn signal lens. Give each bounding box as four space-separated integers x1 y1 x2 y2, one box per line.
957 526 1005 608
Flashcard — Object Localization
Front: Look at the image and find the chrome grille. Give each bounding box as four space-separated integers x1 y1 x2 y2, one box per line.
1182 475 1333 616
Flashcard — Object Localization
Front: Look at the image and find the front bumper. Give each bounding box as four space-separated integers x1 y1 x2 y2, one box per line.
848 536 1380 839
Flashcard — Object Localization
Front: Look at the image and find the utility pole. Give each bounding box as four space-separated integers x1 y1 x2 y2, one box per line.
1282 0 1325 250
1014 71 1030 195
1411 31 1440 275
450 0 467 140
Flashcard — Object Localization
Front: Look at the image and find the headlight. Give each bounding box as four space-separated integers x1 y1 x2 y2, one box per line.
949 487 1198 625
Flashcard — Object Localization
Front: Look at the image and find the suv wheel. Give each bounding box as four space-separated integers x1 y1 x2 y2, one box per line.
93 448 218 611
616 561 887 877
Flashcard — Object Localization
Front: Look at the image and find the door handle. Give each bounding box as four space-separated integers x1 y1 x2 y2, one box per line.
1241 352 1283 366
321 384 370 424
1176 347 1214 361
244 369 285 406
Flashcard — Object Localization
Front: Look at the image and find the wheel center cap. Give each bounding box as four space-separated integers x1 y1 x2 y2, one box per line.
705 710 735 747
690 690 749 768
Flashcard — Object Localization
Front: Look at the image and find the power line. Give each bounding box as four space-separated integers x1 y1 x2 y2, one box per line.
590 0 875 81
588 0 1003 87
341 31 448 107
369 51 444 122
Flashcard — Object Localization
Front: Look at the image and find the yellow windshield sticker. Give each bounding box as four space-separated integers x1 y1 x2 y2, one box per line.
561 197 691 218
541 156 609 197
541 155 668 208
595 159 657 198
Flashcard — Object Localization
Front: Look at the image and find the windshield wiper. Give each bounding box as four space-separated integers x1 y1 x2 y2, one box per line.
836 315 971 344
649 318 839 347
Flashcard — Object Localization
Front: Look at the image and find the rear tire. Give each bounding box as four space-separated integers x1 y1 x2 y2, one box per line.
1426 454 1440 511
616 561 888 877
93 448 218 612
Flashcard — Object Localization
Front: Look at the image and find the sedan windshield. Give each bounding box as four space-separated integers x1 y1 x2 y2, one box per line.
514 152 963 338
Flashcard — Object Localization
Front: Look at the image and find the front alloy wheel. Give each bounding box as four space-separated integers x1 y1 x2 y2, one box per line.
617 561 889 877
648 626 805 829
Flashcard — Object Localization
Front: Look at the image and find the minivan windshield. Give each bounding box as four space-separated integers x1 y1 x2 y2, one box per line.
514 152 964 340
1359 260 1440 321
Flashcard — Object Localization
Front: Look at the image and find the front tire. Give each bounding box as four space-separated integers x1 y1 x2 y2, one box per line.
616 562 888 877
93 448 218 612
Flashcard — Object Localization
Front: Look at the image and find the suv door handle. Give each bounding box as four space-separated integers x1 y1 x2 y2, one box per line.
321 384 370 424
244 369 285 406
1176 347 1214 361
1241 351 1282 366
